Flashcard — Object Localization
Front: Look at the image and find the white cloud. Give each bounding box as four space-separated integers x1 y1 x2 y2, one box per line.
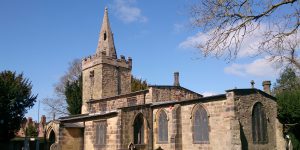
224 64 247 76
224 57 281 78
112 0 147 23
202 92 218 97
179 23 268 59
179 32 206 49
179 23 287 78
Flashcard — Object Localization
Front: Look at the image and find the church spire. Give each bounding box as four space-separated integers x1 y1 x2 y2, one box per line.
96 7 117 58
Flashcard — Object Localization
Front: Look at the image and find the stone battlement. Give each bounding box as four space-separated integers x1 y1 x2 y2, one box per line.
82 51 132 70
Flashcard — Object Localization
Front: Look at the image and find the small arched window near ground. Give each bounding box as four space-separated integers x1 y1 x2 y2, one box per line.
158 110 168 142
193 105 209 143
134 114 144 144
252 102 268 144
95 121 106 145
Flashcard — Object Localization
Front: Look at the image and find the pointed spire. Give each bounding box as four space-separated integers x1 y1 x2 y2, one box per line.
96 7 117 58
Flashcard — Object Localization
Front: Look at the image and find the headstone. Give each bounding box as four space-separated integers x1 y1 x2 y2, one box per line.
128 143 136 150
50 143 60 150
156 146 164 150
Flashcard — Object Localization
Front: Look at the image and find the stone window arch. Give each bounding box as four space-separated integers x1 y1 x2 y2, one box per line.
252 102 268 144
133 113 144 144
158 110 168 143
49 130 56 145
192 105 209 143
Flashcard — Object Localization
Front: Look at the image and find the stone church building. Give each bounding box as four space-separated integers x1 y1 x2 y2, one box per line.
50 8 286 150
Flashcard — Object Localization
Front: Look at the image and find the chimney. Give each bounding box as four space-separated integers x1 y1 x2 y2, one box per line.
41 115 46 125
262 81 271 94
173 72 180 86
26 117 33 127
28 117 33 124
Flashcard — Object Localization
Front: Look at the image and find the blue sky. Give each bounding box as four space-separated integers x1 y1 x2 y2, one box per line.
0 0 281 121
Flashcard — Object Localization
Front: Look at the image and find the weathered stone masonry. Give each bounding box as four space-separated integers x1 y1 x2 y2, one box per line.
55 8 286 150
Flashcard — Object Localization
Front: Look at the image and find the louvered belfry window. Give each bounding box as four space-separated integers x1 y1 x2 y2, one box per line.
193 106 209 143
252 102 268 144
158 110 168 142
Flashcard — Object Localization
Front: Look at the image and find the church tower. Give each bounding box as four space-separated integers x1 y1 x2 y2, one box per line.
81 8 132 114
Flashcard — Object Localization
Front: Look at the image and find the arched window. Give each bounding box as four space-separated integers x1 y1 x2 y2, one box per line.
193 105 209 143
49 130 56 145
95 121 106 145
158 110 168 142
134 114 144 144
252 102 268 144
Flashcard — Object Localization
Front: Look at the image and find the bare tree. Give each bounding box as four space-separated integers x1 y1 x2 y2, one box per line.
54 59 82 96
42 59 82 118
190 0 300 68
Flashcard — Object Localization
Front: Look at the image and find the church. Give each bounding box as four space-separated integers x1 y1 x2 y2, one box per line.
47 8 285 150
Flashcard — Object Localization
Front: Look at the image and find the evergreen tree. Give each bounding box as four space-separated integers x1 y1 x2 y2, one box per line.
274 67 300 94
26 124 38 137
274 67 300 149
0 71 37 141
64 75 82 115
131 76 148 92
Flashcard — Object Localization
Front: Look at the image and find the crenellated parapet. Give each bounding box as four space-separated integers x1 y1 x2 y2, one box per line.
82 51 132 71
81 8 133 114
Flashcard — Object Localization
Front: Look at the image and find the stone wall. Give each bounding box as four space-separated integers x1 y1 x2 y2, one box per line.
89 90 149 113
82 63 103 114
149 86 202 103
233 89 283 150
81 53 132 114
83 115 119 150
152 96 235 150
101 64 131 98
60 128 83 150
275 119 286 149
120 105 153 150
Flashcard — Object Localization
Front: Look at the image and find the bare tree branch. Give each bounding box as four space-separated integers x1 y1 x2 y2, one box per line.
190 0 300 69
42 59 82 118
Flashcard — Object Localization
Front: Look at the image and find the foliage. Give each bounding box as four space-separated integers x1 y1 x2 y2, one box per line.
189 0 300 69
274 67 300 94
65 75 82 115
274 67 300 148
43 59 81 117
288 125 300 150
26 124 38 137
276 89 300 124
54 59 82 96
0 70 37 141
131 76 148 92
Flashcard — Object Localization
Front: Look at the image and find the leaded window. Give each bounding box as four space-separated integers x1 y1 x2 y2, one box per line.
252 102 268 144
158 110 168 142
193 106 209 143
134 114 144 144
95 121 106 145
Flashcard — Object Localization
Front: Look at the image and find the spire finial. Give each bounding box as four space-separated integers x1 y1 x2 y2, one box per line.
95 7 117 58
